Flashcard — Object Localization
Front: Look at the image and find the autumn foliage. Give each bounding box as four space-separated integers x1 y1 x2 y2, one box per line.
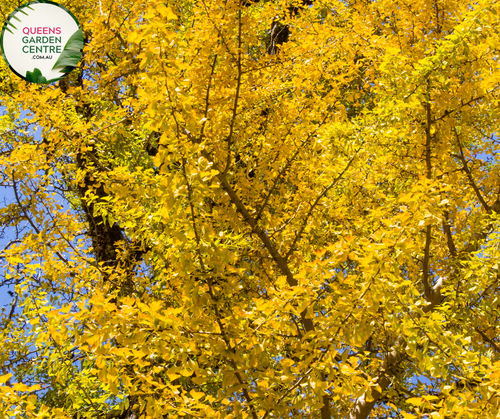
1 0 500 418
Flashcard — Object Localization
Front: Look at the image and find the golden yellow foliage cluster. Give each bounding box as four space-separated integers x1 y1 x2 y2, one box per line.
1 0 500 418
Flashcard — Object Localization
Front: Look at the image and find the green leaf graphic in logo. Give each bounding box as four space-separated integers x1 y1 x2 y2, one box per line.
26 68 48 84
52 29 83 73
4 7 28 34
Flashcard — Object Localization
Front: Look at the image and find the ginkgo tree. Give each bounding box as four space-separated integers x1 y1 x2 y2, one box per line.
1 0 500 418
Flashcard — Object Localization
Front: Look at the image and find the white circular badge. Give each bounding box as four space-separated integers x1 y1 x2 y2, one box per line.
0 1 83 84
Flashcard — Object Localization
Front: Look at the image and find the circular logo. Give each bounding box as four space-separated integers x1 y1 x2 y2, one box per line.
0 0 83 84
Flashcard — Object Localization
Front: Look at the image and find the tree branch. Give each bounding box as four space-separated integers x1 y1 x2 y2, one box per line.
224 2 243 174
421 101 433 301
442 210 457 257
285 150 360 261
454 127 490 213
182 157 259 419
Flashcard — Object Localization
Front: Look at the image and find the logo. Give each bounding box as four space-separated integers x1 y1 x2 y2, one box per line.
0 0 83 84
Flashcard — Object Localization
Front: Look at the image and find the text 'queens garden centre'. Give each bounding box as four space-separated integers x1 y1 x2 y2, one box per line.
22 27 63 55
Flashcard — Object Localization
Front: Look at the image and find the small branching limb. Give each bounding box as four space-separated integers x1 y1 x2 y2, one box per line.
255 113 328 222
348 336 407 419
223 2 242 174
475 327 500 354
422 224 433 300
181 158 259 419
190 145 331 417
442 210 457 258
285 149 360 261
454 127 490 214
421 99 433 302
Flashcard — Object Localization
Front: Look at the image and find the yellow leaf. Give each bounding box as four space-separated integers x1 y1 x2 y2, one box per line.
167 373 180 381
86 334 100 347
190 389 205 400
12 383 30 392
157 5 177 20
109 381 119 396
8 256 24 264
0 374 12 384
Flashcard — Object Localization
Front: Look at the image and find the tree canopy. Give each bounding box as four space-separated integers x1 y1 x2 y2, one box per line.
1 0 500 418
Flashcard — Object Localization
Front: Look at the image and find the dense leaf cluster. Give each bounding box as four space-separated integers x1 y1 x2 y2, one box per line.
1 0 500 418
